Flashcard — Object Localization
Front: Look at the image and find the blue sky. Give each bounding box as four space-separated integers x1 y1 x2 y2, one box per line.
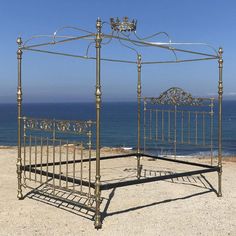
0 0 235 103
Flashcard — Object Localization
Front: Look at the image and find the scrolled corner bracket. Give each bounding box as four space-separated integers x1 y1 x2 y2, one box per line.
151 87 205 106
110 17 137 32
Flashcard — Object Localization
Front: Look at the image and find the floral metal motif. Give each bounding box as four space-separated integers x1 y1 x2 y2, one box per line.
24 117 94 135
148 87 210 106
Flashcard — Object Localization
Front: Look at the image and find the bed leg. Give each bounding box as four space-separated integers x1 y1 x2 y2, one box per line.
217 166 222 197
17 164 23 199
137 155 142 179
94 176 102 229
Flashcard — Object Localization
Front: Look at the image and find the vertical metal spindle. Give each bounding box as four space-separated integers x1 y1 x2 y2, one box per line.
143 99 147 152
16 37 23 199
29 135 32 180
52 141 56 193
202 112 205 146
162 110 164 142
34 136 37 182
59 140 62 187
40 137 43 183
23 117 26 181
66 140 69 189
80 143 83 192
168 110 170 142
210 98 214 165
181 111 184 144
87 121 92 204
174 105 177 159
73 143 76 191
195 112 198 145
156 110 158 141
46 137 49 181
149 109 152 140
188 111 191 144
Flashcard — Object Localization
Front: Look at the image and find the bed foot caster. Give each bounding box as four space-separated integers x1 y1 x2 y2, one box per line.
17 191 23 200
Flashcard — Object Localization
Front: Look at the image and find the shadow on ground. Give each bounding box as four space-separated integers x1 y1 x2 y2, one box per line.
25 170 217 226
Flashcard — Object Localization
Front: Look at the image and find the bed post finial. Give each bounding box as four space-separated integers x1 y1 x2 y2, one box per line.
17 36 23 200
94 17 102 229
217 47 223 197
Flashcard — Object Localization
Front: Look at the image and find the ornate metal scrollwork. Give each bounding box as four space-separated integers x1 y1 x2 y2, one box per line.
149 87 208 106
25 119 39 129
24 118 94 135
40 120 53 131
56 121 71 132
72 121 89 133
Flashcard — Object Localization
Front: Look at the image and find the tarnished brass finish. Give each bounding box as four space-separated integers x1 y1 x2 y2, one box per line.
94 17 102 229
17 37 23 200
218 47 223 197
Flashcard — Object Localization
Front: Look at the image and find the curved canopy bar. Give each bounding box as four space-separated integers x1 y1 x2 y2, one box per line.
20 17 220 64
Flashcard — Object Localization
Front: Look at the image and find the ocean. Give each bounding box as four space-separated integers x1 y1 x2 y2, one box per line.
0 101 235 156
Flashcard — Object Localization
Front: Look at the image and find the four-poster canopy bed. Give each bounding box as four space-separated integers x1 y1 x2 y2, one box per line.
16 17 223 229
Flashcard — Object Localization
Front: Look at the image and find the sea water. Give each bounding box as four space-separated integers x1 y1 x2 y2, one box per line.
0 101 235 156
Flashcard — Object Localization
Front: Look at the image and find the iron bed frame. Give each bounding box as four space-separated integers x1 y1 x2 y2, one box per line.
16 17 223 229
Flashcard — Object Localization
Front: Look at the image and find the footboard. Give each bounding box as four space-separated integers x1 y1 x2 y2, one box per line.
21 117 96 209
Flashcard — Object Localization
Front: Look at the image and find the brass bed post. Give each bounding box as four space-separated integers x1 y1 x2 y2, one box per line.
16 37 23 199
94 17 102 229
137 54 142 179
217 47 223 197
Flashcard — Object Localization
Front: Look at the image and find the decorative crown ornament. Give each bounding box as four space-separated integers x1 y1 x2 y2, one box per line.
110 16 137 32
